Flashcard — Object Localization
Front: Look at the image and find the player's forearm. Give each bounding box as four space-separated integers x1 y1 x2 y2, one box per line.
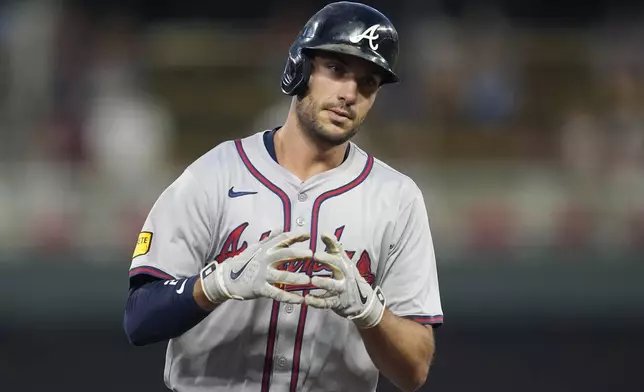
359 309 435 392
124 276 212 346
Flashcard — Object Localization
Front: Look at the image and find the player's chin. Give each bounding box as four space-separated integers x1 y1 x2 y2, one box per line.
318 119 356 142
318 125 355 146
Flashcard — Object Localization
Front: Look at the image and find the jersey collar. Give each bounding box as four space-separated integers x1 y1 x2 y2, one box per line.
263 127 350 164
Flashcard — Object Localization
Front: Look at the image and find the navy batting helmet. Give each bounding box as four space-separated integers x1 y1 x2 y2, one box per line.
281 1 400 96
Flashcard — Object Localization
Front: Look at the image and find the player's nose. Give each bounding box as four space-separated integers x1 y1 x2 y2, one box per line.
337 78 358 105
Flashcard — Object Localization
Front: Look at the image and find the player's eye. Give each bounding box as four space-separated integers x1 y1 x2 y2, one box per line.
359 76 379 94
327 63 344 74
364 77 377 88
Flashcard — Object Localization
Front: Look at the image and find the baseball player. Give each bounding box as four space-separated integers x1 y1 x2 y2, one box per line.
124 2 443 392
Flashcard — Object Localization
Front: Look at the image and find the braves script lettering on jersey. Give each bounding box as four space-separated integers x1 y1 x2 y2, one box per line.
128 131 443 392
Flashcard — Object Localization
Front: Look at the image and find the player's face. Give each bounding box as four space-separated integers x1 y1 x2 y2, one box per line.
296 52 383 146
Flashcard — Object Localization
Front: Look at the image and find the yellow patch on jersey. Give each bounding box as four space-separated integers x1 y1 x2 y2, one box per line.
132 232 153 259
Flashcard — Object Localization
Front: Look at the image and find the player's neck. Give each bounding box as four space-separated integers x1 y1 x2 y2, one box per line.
275 117 348 183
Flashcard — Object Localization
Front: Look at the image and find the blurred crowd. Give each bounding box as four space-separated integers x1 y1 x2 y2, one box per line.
1 1 644 260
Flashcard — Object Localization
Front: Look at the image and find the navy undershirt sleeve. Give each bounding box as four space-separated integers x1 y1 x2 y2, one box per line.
124 275 211 346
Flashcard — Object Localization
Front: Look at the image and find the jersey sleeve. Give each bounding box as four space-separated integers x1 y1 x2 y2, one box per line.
129 169 214 280
379 182 443 326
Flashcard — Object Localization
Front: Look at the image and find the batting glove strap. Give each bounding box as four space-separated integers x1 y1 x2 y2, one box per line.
349 286 386 329
200 262 233 303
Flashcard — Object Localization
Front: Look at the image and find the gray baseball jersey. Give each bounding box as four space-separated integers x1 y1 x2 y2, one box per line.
129 131 443 392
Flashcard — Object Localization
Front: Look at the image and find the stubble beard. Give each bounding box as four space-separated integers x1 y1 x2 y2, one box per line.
295 95 360 148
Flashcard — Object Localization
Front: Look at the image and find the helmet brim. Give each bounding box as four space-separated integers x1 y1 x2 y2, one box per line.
303 44 400 85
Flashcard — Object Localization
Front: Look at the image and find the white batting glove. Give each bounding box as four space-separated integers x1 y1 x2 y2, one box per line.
200 231 313 304
305 234 386 329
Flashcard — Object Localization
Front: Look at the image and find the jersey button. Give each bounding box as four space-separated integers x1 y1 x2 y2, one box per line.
285 304 294 314
278 357 286 367
298 193 308 202
296 217 306 226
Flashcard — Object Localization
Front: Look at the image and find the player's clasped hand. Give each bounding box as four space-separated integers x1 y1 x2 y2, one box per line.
200 231 313 304
305 233 386 329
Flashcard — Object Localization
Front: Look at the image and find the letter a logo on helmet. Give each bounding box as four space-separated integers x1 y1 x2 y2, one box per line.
349 24 381 51
281 2 399 96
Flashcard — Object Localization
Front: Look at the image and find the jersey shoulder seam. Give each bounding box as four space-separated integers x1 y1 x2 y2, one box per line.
353 146 416 184
352 146 422 209
372 157 415 183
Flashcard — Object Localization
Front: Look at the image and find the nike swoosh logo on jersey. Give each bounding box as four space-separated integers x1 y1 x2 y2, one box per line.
230 252 258 280
228 187 257 198
175 279 187 294
356 281 368 304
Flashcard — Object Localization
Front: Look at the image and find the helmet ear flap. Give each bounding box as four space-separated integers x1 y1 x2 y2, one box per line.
281 49 312 96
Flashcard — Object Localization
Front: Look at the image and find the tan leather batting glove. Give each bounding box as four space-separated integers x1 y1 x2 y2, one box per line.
304 233 386 329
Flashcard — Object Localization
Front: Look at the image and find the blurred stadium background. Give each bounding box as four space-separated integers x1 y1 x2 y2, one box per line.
1 0 642 391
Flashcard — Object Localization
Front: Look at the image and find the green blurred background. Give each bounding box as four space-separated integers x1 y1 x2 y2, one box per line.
0 0 642 391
